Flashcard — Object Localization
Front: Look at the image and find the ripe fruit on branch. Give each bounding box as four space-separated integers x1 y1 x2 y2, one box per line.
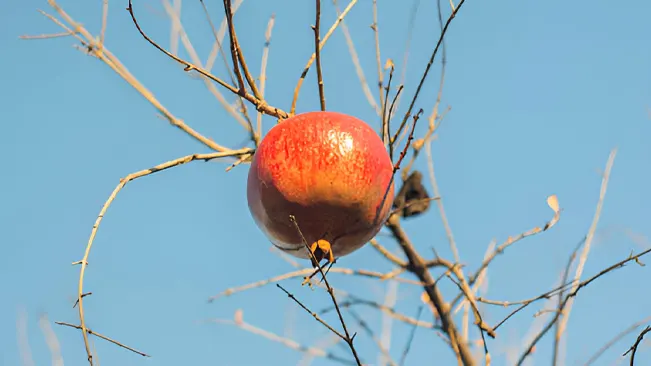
247 111 395 265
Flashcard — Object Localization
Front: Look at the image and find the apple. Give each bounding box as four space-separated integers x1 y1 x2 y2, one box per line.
246 111 395 264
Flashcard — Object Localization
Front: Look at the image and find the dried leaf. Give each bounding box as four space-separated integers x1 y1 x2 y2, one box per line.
547 194 559 213
384 58 394 70
393 171 431 218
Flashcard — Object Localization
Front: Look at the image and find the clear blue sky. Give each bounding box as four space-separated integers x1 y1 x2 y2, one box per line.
2 0 651 365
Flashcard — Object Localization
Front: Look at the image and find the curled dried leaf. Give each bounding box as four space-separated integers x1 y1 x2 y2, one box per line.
547 194 559 213
384 58 394 70
393 171 431 218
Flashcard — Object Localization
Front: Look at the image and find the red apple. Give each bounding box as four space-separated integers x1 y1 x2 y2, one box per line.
247 111 395 264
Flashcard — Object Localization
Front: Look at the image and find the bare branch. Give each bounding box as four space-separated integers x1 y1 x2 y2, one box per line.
457 194 562 307
277 284 347 340
256 15 276 140
56 322 149 358
324 296 439 330
347 309 398 366
99 0 108 54
371 0 383 112
223 0 262 100
289 215 363 365
290 0 358 115
39 314 64 366
554 149 618 354
204 0 244 72
127 0 288 119
72 149 251 365
399 307 423 366
313 0 326 111
161 0 253 135
426 139 461 264
205 313 356 365
583 316 651 365
516 246 651 365
393 0 466 147
386 214 475 366
369 239 406 267
332 0 380 115
19 31 76 40
208 266 424 302
623 326 651 365
40 1 231 152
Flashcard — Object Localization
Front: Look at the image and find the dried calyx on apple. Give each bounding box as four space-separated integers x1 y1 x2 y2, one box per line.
246 111 395 265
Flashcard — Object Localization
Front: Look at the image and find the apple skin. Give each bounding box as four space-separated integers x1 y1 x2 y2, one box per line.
247 111 395 260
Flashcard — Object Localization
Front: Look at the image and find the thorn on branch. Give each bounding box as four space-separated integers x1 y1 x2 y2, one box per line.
73 292 93 308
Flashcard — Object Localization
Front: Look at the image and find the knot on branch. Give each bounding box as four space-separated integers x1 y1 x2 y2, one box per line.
393 171 431 218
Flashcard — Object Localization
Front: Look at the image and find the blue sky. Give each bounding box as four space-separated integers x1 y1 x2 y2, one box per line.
2 0 651 365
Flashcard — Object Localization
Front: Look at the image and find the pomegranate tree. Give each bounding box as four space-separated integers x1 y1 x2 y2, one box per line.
247 111 395 264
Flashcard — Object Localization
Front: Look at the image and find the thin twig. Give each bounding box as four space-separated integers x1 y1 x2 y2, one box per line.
392 0 465 151
378 281 398 366
583 316 651 365
554 149 618 353
313 0 326 111
386 214 475 365
298 334 345 366
332 0 380 115
371 0 383 114
55 322 149 357
161 0 253 134
382 64 395 149
127 0 287 119
399 307 423 366
198 0 255 141
446 273 496 339
426 138 460 264
72 149 250 365
222 0 245 93
347 309 398 366
398 0 420 86
289 215 363 365
207 266 425 302
552 237 584 364
455 195 562 307
369 239 406 267
277 284 347 340
386 84 404 156
19 31 76 40
289 0 358 115
256 14 276 141
622 326 651 365
99 0 108 54
390 0 421 115
392 109 422 173
516 246 651 365
41 1 231 152
205 315 356 365
223 0 262 100
453 240 495 315
169 0 182 55
39 314 64 366
324 297 438 330
204 0 244 73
